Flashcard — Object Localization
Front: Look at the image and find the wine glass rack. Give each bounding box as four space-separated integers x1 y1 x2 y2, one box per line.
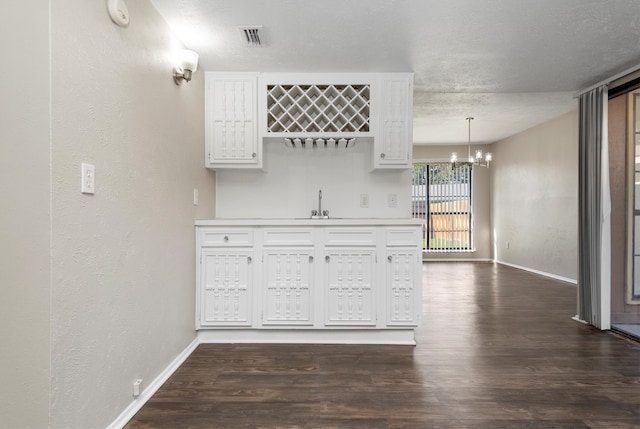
266 84 370 133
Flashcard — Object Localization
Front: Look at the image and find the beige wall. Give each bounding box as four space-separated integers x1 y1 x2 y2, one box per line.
217 142 412 219
413 144 493 260
492 110 578 280
50 1 214 427
0 1 51 428
1 0 215 427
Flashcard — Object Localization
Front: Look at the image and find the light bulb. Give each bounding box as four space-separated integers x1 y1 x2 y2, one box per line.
451 152 458 163
178 49 199 72
475 149 483 160
486 152 493 162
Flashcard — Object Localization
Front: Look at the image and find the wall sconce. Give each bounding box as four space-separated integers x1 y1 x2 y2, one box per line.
173 49 199 85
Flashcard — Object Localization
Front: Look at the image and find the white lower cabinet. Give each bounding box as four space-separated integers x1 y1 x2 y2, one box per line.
325 249 376 326
386 248 422 325
200 250 253 326
196 223 422 342
263 249 314 325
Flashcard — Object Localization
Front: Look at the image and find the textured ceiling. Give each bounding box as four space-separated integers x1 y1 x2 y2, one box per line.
150 0 640 144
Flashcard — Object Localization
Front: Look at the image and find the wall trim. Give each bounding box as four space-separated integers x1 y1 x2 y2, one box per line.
107 337 200 429
423 258 493 262
198 329 416 345
496 260 577 284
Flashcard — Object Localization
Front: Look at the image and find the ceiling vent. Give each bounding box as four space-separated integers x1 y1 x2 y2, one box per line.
238 26 264 47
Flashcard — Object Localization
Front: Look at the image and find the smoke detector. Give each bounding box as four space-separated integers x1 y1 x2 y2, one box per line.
237 26 265 47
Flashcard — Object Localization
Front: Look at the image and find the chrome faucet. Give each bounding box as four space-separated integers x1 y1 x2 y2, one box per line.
311 189 329 219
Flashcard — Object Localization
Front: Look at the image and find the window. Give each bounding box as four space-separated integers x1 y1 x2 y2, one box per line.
412 163 473 251
629 92 640 302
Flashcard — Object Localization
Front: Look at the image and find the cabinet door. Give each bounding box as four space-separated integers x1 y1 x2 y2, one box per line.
374 76 413 169
205 73 260 168
200 250 253 326
325 250 376 326
386 248 421 326
263 250 314 325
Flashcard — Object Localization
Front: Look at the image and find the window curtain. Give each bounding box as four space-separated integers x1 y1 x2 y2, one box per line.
577 85 611 330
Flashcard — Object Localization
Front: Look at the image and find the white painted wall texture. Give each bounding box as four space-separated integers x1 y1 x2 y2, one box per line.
216 142 413 219
412 144 493 260
0 1 51 428
491 109 578 281
50 1 214 427
1 0 214 427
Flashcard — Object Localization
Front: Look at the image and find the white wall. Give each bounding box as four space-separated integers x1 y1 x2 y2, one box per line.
492 109 578 280
216 141 412 219
0 1 51 428
412 144 493 260
49 1 215 427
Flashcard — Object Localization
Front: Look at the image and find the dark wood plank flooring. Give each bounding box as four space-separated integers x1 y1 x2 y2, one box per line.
126 262 640 428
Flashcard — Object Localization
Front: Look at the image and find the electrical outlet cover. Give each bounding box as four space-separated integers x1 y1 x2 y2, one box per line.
81 163 95 194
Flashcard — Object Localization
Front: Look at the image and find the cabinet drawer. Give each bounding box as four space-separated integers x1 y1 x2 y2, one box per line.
263 228 314 246
325 228 376 246
386 227 421 246
200 229 253 247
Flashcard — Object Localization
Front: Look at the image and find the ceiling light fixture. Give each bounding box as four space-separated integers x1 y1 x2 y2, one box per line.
451 117 492 168
173 49 199 85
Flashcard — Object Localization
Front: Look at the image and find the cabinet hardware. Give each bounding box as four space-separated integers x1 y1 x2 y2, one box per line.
252 152 257 158
388 255 393 262
224 236 229 242
309 255 314 262
325 255 330 262
247 256 252 263
380 153 386 159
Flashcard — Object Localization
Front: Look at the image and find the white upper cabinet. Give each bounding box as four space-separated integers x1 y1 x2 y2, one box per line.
373 74 413 169
205 73 261 169
204 72 413 170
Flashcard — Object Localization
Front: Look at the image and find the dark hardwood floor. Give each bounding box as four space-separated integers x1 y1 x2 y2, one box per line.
126 262 640 428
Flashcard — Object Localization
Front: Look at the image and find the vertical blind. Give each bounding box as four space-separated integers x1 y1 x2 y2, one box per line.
412 163 473 252
577 85 611 329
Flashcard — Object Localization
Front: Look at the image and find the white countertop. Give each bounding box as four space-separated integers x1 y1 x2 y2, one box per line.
195 218 424 227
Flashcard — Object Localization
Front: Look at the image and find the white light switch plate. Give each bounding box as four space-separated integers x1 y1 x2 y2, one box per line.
360 194 369 208
193 188 199 205
388 193 397 207
81 163 95 194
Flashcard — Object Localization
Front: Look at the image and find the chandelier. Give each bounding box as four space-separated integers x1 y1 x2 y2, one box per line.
451 117 492 168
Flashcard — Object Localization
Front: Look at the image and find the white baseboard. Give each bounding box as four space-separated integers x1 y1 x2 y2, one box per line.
496 260 577 284
423 258 493 262
198 329 416 345
572 315 589 324
107 337 200 429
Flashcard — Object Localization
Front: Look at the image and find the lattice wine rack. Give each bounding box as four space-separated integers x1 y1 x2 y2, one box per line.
266 84 370 134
